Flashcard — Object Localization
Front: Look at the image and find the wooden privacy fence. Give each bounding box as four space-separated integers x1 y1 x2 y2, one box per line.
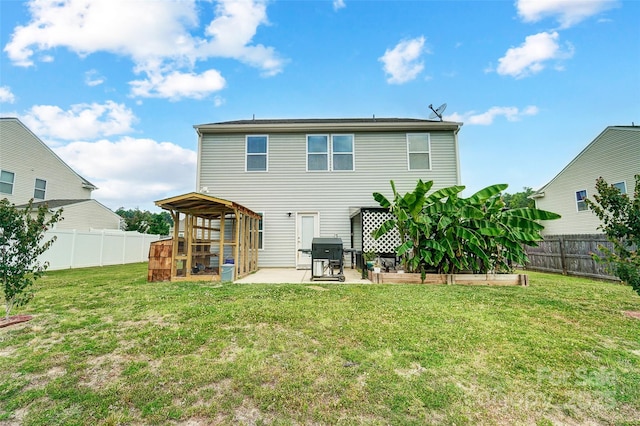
524 234 618 281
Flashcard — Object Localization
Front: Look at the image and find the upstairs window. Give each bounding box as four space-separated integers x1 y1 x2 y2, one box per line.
307 134 354 171
576 190 588 211
407 133 431 170
307 135 329 171
332 135 354 171
246 136 268 172
613 181 627 194
0 170 15 194
34 178 47 199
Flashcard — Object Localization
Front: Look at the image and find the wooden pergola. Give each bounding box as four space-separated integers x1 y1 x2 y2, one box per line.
153 192 260 282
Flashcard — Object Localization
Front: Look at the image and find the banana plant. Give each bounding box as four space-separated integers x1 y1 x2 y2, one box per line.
373 180 560 274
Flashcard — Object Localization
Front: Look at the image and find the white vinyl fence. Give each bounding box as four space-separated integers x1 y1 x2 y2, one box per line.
39 229 165 271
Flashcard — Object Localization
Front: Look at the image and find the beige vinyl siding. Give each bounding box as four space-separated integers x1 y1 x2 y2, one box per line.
198 130 459 267
54 201 121 231
0 119 93 205
536 127 640 235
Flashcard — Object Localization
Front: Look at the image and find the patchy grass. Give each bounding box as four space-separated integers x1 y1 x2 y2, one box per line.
1 263 639 425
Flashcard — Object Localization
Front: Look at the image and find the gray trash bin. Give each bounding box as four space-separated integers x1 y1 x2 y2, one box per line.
221 264 235 282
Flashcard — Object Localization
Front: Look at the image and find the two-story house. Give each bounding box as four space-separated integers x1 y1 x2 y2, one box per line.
0 117 121 231
195 118 463 268
532 126 639 235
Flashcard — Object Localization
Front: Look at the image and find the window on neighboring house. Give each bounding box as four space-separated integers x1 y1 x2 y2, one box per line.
257 212 264 250
407 133 431 170
307 135 329 171
332 135 354 171
576 190 588 211
34 178 47 199
0 170 15 194
613 181 627 194
246 135 268 171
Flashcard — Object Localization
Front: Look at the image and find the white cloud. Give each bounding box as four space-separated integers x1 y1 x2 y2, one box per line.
85 70 105 87
0 86 16 103
54 137 197 210
445 106 539 125
516 0 618 28
130 69 226 100
21 101 136 140
3 0 283 99
496 31 573 78
199 0 284 77
333 0 346 11
379 36 427 84
214 95 226 107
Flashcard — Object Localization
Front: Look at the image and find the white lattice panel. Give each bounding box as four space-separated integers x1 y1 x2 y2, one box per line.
362 210 400 253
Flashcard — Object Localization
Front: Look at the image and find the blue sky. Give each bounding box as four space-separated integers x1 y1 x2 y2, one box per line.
1 0 638 211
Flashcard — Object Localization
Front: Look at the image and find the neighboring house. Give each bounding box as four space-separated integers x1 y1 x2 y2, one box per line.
532 126 640 235
20 199 122 232
0 117 121 230
195 118 463 268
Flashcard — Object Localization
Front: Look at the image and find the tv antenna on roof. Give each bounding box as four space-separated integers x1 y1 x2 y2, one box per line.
429 103 447 121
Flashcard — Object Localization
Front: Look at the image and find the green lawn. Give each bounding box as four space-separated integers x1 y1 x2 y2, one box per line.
1 263 639 425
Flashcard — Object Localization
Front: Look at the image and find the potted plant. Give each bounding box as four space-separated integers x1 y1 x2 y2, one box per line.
363 250 376 270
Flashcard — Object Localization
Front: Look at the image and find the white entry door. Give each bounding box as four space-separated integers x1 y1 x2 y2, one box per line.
296 212 319 269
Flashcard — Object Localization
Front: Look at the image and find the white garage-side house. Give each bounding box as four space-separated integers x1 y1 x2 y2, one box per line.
194 117 463 268
532 125 639 235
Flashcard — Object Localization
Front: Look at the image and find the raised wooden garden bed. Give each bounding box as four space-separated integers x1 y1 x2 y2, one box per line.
368 271 529 286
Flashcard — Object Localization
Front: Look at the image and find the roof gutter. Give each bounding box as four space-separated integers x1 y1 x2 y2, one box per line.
194 121 462 134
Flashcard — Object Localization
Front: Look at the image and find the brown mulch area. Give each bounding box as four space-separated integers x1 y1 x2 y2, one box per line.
0 315 33 328
624 311 640 320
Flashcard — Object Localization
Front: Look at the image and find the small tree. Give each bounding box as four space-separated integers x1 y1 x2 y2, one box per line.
585 175 640 296
0 199 63 320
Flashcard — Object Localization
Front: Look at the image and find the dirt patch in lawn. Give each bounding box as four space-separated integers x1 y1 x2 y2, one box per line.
623 311 640 320
0 315 33 328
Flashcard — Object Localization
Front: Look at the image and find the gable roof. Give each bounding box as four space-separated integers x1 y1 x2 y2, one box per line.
195 117 462 134
532 126 640 198
155 192 260 220
18 199 89 209
0 117 97 191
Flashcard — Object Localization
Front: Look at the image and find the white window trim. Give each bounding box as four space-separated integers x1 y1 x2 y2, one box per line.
34 178 47 200
406 133 432 171
575 189 588 212
331 134 355 172
0 169 15 195
613 181 627 194
306 134 329 172
245 135 269 172
306 134 355 172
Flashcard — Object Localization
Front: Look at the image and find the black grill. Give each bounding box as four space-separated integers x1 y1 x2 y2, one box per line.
311 237 345 281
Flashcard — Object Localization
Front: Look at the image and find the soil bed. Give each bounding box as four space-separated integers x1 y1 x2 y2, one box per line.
0 315 33 328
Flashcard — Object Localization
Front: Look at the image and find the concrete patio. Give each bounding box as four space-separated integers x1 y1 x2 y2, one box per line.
234 267 371 284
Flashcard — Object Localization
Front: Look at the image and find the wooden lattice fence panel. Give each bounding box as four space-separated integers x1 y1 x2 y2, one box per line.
362 210 400 254
525 234 618 281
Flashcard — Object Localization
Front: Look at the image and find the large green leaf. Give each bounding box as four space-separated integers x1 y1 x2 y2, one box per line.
425 185 466 203
460 205 485 219
396 240 414 257
467 184 508 205
502 215 545 232
503 208 561 221
373 192 390 208
372 219 396 239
